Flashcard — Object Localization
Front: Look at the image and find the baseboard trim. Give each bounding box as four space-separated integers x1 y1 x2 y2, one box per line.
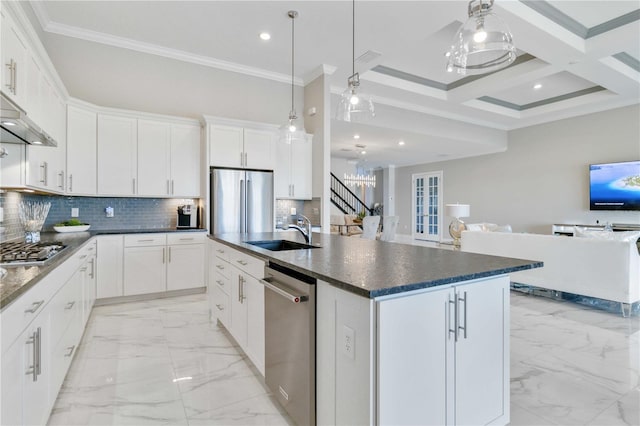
95 287 206 306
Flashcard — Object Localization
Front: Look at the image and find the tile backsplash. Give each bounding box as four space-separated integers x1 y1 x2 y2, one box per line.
0 191 199 242
276 198 321 227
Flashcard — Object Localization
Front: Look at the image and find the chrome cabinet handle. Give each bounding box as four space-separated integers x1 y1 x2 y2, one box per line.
79 254 87 260
216 279 224 287
240 152 244 167
58 170 65 190
39 163 46 184
448 294 458 342
236 259 248 266
162 247 166 264
238 275 246 303
171 180 174 195
24 300 44 314
168 247 172 263
244 152 248 167
167 180 170 195
216 249 224 253
13 60 17 94
215 304 224 311
65 301 75 310
25 330 37 381
179 237 194 241
69 174 73 192
216 264 224 270
291 184 295 197
260 277 307 303
132 178 136 194
5 59 14 93
89 258 95 279
137 239 154 242
458 291 468 339
65 345 76 357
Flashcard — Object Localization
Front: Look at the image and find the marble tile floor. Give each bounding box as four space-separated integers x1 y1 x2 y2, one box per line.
49 291 639 426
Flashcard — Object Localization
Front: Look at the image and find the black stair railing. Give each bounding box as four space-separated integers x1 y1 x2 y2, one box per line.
330 172 373 216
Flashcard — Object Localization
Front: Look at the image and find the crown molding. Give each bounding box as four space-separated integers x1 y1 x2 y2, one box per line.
303 64 337 84
30 2 305 87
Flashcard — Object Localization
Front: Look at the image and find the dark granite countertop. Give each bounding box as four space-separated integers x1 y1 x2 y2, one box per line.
0 228 207 311
211 231 543 299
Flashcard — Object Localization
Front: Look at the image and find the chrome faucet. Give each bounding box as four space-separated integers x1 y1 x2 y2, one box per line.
283 215 312 244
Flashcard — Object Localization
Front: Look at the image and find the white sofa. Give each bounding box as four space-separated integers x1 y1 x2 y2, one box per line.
461 231 640 313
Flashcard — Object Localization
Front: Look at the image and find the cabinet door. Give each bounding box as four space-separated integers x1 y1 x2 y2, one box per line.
290 136 312 199
0 142 26 187
167 243 205 291
53 90 67 190
123 246 166 296
454 277 509 426
137 119 171 196
229 266 248 348
244 274 265 375
97 114 137 196
96 235 124 299
22 308 51 426
1 338 23 426
24 53 44 126
377 287 450 425
170 123 201 197
274 138 292 198
209 124 243 167
1 10 27 107
66 106 97 195
83 255 97 324
26 144 56 191
243 128 274 170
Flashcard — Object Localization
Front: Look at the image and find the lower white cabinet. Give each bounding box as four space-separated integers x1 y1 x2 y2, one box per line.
121 233 205 298
96 235 124 299
209 241 265 375
0 239 96 426
317 275 510 426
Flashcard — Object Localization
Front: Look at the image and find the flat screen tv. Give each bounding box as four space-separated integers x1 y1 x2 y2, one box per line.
589 160 640 211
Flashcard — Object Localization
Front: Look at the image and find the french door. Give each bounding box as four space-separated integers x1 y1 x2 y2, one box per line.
412 171 443 242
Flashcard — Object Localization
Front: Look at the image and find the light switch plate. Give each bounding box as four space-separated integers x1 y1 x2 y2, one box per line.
341 325 355 360
290 207 296 215
71 208 79 218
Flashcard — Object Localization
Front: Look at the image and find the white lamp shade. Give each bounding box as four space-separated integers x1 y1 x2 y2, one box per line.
445 203 470 218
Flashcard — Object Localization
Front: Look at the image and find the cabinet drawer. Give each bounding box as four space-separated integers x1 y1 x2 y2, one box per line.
74 240 97 265
213 258 231 280
167 232 205 245
229 249 265 279
212 284 230 327
212 271 230 296
124 233 167 247
49 272 82 348
211 241 230 262
50 318 82 397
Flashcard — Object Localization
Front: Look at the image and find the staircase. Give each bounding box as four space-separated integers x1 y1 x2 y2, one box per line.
330 172 372 216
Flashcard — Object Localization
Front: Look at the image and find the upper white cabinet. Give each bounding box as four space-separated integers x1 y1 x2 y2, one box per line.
97 114 137 196
66 105 97 195
275 134 312 200
209 123 275 170
1 9 28 107
137 119 171 196
137 120 201 197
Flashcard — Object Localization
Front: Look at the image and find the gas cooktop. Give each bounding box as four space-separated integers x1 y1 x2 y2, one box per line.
0 241 68 267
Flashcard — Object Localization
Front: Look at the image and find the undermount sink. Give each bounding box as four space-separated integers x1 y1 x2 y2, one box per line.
245 240 320 251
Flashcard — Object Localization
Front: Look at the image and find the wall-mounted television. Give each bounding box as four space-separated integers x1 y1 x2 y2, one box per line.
589 160 640 211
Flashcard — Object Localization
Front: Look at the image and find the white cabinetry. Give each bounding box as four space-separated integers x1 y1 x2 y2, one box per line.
1 8 27 107
209 123 275 170
96 235 124 299
208 241 265 375
274 134 312 199
166 233 205 291
66 105 97 195
97 114 137 196
123 234 167 296
122 233 205 298
137 120 201 197
317 275 510 426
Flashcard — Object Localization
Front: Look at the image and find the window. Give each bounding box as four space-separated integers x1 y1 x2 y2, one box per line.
412 171 443 242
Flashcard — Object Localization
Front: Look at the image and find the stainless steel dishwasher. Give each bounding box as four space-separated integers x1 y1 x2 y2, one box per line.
262 262 317 426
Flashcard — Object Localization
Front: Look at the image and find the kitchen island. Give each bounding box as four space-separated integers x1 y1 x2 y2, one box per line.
211 231 542 426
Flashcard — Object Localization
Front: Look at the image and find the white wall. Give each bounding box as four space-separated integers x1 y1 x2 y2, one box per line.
395 105 640 236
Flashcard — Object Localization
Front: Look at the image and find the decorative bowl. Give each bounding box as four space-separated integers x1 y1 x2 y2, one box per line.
54 224 91 233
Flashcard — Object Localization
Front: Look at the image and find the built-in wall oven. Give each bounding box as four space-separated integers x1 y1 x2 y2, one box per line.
262 263 316 426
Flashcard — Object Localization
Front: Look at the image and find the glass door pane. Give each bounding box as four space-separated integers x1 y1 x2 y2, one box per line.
413 172 442 242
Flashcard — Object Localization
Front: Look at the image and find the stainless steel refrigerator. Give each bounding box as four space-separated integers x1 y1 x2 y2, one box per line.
210 168 274 234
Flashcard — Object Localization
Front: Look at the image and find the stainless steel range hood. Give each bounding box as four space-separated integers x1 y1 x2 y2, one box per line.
0 93 57 147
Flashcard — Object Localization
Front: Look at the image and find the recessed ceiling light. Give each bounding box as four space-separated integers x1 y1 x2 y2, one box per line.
259 32 271 41
353 134 360 139
533 83 542 90
398 140 405 146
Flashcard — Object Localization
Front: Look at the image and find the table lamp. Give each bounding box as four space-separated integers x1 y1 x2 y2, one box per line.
445 203 470 247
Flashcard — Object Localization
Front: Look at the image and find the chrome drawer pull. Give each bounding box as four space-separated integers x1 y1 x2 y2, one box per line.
65 301 75 310
24 300 44 314
65 345 76 357
216 280 225 287
236 260 248 266
260 277 307 304
215 304 224 311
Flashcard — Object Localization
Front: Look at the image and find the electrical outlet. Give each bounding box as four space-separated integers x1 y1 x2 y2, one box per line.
71 208 79 218
105 206 114 218
0 207 3 222
290 207 297 215
342 325 355 360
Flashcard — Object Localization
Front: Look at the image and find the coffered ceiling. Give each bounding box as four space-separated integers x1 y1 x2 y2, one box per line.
24 1 640 169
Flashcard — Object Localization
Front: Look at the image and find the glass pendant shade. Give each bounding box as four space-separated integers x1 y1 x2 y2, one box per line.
336 74 375 123
446 0 516 75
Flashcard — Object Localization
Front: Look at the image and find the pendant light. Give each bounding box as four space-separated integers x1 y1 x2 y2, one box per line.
446 0 516 75
280 10 306 144
336 0 375 123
